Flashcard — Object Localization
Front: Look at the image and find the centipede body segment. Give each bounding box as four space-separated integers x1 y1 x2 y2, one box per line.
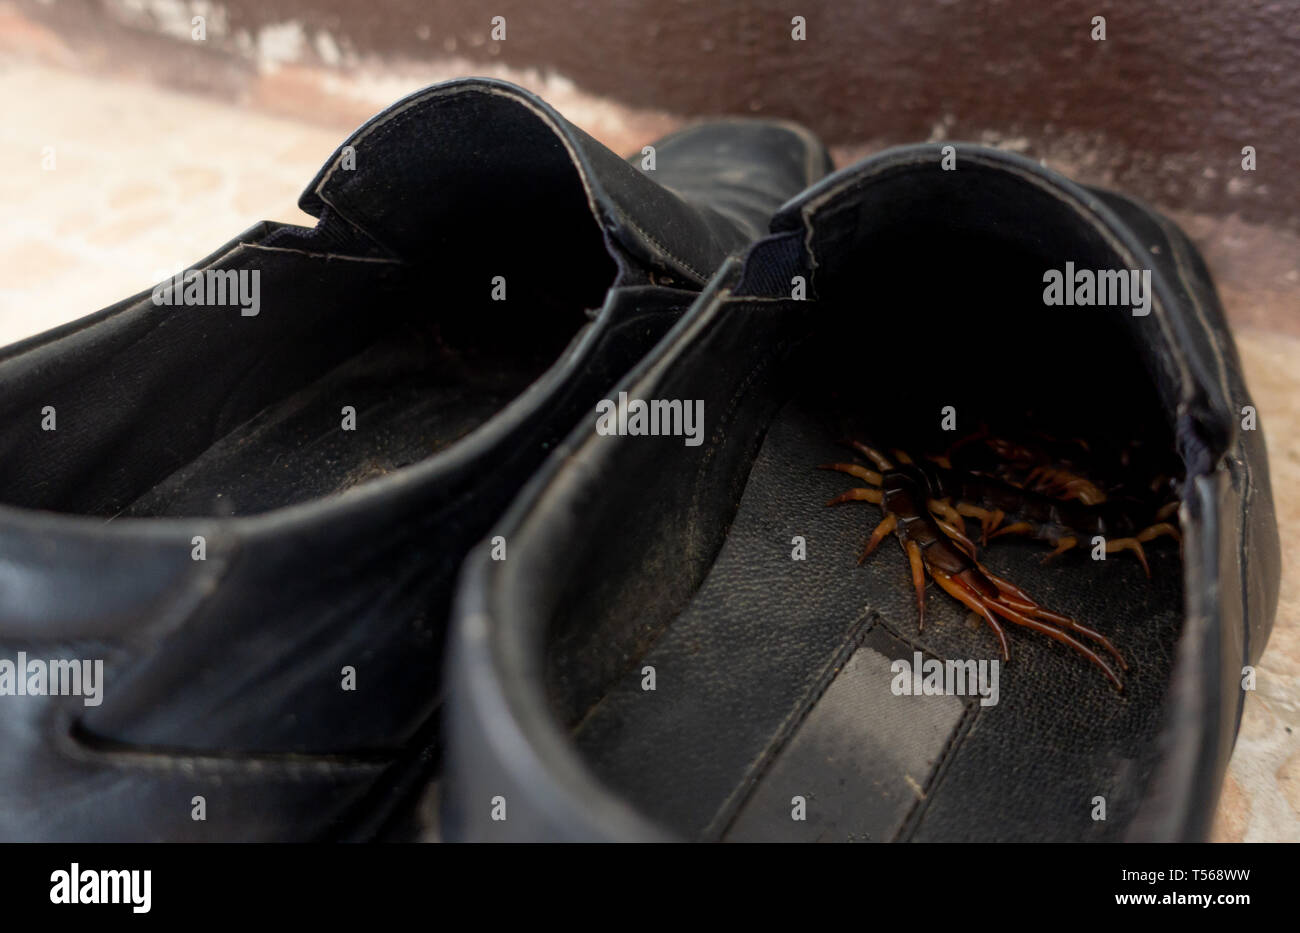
821 438 1181 690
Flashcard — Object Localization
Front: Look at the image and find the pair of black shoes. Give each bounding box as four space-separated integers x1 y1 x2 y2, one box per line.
0 79 1278 842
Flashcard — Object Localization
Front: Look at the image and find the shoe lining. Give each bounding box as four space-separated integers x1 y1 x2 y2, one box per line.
538 225 1185 841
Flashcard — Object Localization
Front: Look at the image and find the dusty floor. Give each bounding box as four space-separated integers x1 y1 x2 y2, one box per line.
0 53 1295 842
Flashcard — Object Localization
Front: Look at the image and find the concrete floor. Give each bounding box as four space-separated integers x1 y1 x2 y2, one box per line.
0 53 1295 842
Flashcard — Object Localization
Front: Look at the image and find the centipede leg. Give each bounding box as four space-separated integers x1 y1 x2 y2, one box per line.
905 540 927 631
818 462 882 486
981 569 1126 669
982 600 1125 690
1027 466 1106 505
934 518 978 559
928 498 966 535
1106 537 1151 578
944 427 990 460
988 521 1034 540
1049 479 1105 505
826 487 882 507
1042 536 1078 562
1137 522 1180 544
983 573 1036 607
928 569 1010 660
850 441 894 471
859 514 897 564
954 503 1005 543
979 566 1127 667
936 570 1123 689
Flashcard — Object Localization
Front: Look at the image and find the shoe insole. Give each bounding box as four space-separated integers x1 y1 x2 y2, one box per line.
122 330 551 519
571 394 1183 842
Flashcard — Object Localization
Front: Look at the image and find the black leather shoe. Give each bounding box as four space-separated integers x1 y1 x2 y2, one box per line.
0 77 831 841
443 144 1281 842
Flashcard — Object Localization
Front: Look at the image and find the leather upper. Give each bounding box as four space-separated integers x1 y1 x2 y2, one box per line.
0 78 831 840
442 145 1281 843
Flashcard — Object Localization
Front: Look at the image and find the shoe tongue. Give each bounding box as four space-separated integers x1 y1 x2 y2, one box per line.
298 78 738 287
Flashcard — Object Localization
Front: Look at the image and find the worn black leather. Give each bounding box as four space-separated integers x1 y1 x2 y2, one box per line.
442 144 1280 842
0 77 831 841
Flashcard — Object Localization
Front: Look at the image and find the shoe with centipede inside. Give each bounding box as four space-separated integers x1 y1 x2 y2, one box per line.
442 144 1281 843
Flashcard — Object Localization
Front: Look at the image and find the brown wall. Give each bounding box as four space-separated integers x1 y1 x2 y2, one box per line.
16 0 1300 231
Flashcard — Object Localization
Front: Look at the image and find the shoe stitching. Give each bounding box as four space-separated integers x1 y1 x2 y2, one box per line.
603 196 711 285
320 84 719 286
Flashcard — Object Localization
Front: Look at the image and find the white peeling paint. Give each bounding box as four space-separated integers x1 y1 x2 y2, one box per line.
313 30 342 67
256 21 307 70
105 0 229 40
